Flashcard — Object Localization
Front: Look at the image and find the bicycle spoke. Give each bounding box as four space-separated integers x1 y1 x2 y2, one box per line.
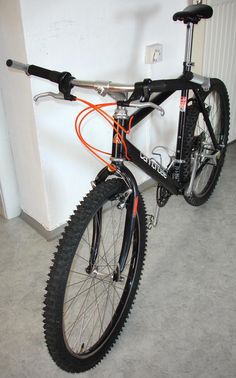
64 276 91 316
65 282 108 338
66 276 90 289
93 282 104 337
66 277 95 340
191 89 223 196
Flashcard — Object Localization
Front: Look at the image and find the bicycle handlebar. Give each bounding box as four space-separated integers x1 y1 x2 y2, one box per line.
6 59 135 95
71 79 134 93
6 59 209 102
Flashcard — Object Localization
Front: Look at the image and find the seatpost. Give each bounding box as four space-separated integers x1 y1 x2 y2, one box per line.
175 21 195 182
184 23 194 73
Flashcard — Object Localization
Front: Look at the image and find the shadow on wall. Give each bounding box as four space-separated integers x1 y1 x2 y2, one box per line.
112 4 160 79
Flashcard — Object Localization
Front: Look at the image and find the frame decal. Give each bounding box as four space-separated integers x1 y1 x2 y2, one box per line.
179 95 187 112
140 152 167 179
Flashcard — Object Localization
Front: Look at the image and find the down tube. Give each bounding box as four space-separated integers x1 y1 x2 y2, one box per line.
126 140 178 195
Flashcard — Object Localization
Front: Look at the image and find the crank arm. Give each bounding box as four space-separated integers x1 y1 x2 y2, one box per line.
185 151 199 197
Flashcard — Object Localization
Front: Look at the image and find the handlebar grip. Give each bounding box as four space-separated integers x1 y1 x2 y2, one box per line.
149 78 199 92
27 65 62 83
6 59 62 84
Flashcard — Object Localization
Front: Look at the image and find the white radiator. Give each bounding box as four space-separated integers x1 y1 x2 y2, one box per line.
203 0 236 142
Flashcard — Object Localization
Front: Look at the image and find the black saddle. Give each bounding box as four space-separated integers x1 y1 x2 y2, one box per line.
173 4 213 24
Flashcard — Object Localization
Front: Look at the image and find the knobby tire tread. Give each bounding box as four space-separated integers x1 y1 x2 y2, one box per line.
43 178 147 373
182 79 230 206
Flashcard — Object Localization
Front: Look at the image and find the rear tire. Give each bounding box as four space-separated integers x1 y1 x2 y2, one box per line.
43 178 147 373
183 79 230 206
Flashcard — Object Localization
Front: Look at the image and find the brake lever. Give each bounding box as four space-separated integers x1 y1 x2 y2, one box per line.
129 101 165 116
33 91 64 102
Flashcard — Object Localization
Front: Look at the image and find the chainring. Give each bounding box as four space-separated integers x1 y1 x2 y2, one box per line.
156 184 171 207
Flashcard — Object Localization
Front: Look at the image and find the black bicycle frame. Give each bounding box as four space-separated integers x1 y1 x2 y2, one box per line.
125 89 182 195
93 21 220 276
93 78 219 275
109 79 218 196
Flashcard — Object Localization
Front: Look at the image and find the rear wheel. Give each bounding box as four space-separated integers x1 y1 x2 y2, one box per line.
183 79 230 206
43 178 147 373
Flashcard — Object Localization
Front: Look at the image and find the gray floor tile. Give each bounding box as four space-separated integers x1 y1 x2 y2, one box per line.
0 144 235 378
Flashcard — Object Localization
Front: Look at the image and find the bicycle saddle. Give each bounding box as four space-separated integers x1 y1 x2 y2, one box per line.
173 4 213 24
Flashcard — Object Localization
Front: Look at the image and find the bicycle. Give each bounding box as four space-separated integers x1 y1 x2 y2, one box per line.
7 3 230 373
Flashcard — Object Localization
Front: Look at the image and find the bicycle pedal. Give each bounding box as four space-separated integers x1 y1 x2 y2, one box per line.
147 207 160 230
147 214 154 230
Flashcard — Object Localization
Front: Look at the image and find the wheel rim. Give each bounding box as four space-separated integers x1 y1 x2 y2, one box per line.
62 196 140 357
192 89 223 196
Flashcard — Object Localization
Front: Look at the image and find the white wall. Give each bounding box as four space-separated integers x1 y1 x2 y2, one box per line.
0 90 21 219
0 0 50 226
0 0 187 230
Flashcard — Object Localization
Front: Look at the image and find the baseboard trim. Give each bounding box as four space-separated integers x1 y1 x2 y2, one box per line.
19 141 236 241
20 212 65 241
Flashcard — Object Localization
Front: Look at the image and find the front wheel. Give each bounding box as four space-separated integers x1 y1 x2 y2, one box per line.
43 178 147 373
183 79 230 206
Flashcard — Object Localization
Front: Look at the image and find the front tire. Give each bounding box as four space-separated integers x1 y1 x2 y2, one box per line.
43 178 147 373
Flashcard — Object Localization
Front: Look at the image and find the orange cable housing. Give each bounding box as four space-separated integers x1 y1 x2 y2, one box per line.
74 98 133 170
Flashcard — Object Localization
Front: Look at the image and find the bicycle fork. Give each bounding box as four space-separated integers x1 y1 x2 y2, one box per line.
89 166 139 282
89 106 140 281
113 166 140 281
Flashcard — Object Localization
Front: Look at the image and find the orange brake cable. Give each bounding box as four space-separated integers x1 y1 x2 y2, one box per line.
74 98 132 170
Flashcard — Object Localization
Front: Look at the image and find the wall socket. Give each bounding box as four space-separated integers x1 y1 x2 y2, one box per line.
145 43 163 64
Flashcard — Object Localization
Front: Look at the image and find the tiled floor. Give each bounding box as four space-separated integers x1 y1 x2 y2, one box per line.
0 143 235 378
